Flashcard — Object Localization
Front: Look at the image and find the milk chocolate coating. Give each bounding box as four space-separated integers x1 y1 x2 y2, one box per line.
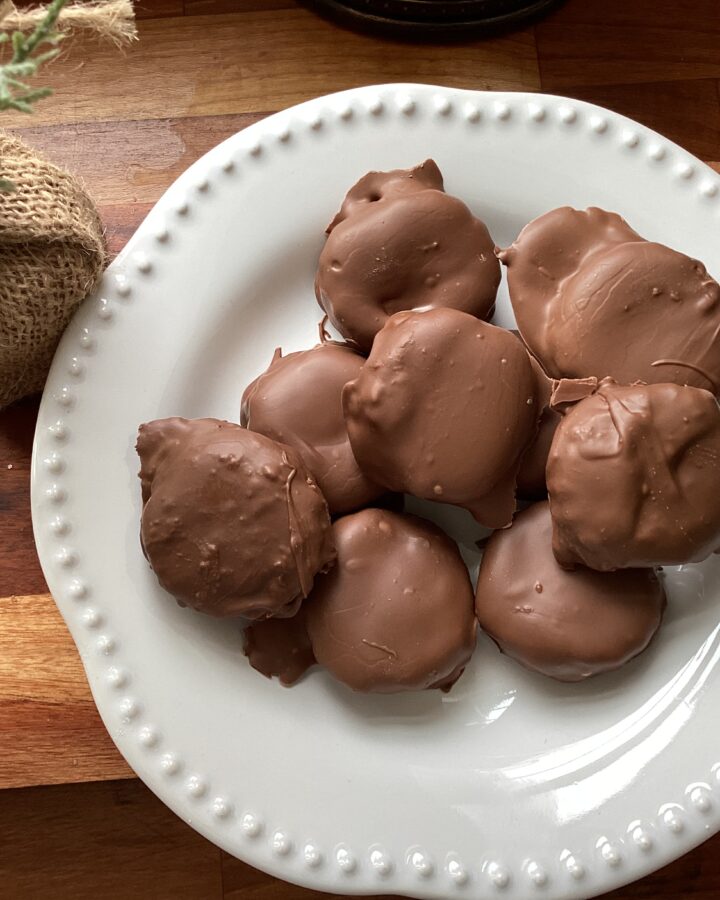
547 380 720 570
241 343 383 514
475 502 666 681
516 353 558 499
499 206 720 390
305 508 477 693
343 308 538 528
243 609 316 686
137 417 335 619
516 406 559 498
316 159 500 352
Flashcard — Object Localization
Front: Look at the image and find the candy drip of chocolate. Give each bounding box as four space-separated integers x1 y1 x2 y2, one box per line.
241 343 383 514
499 206 720 391
137 418 335 618
343 308 539 528
548 380 720 570
316 159 500 352
475 502 666 681
243 610 316 686
305 508 477 693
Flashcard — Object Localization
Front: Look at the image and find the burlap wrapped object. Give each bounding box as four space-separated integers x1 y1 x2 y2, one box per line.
0 131 105 408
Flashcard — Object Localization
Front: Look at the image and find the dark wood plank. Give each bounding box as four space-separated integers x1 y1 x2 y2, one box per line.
536 0 720 89
0 394 38 464
185 0 296 12
538 0 720 31
0 779 223 899
0 396 46 597
600 839 720 898
0 465 46 598
223 838 720 900
3 774 720 899
222 852 397 900
560 79 720 162
12 0 184 19
134 0 185 18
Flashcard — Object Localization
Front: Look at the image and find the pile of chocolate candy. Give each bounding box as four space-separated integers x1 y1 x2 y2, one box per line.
137 160 720 692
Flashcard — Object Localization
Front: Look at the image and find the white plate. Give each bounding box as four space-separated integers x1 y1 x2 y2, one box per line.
32 85 720 899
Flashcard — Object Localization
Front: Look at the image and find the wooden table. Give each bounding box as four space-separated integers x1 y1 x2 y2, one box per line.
1 1 719 896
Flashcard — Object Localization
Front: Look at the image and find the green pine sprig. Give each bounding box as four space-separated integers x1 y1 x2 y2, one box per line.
0 0 68 114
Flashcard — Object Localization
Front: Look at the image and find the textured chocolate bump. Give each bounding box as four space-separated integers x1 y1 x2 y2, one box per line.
241 343 383 514
500 206 720 391
547 380 720 570
316 160 500 352
476 502 666 681
343 308 539 528
306 508 477 693
138 417 335 618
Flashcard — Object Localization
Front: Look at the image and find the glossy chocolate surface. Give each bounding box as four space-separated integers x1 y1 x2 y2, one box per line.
343 308 538 528
548 381 720 570
316 160 500 352
476 502 666 681
500 206 720 391
138 417 335 618
242 343 383 514
306 508 477 693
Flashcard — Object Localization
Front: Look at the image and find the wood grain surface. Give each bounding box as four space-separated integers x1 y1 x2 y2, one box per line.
1 0 719 896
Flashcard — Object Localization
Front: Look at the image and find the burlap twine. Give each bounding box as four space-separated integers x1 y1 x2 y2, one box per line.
0 131 105 408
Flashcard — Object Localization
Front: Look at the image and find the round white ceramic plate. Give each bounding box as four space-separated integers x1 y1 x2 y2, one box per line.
32 84 720 899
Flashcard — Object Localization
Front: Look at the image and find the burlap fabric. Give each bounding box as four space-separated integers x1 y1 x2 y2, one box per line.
0 131 105 407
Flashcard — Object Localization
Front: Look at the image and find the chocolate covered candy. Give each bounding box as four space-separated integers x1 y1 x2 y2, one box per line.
138 417 335 618
499 206 720 391
316 160 500 352
241 343 383 514
548 380 720 570
343 308 539 528
476 502 666 681
305 508 477 693
243 610 316 686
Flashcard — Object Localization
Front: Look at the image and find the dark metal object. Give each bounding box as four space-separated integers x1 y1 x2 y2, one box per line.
300 0 564 40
